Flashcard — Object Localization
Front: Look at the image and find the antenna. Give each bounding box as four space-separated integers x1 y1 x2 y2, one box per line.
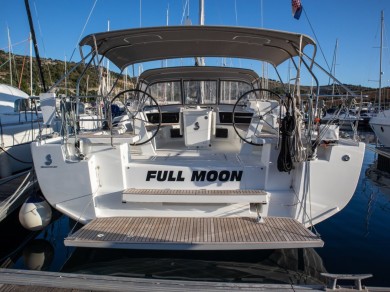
379 10 384 111
139 0 142 27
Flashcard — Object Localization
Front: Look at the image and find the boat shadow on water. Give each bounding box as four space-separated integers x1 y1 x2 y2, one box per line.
60 247 327 285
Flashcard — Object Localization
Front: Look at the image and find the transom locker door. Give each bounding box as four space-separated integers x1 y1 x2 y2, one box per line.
182 108 212 147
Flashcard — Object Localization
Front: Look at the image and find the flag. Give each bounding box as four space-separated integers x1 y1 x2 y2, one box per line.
292 0 303 20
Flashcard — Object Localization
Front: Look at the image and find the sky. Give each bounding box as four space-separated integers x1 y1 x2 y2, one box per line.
0 0 389 88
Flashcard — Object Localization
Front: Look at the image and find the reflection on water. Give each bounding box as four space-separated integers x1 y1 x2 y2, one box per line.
22 239 54 271
366 160 390 198
61 248 326 285
315 142 390 287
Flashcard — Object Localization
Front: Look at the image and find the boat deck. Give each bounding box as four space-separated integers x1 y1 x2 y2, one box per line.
64 216 323 250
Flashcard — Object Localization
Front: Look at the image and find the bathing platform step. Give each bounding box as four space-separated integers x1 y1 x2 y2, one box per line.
64 217 323 250
122 188 268 203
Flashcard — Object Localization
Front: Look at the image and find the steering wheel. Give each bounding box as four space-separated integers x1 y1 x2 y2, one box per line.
232 88 281 145
111 89 161 145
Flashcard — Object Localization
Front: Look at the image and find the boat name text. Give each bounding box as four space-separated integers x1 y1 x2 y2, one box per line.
146 170 243 182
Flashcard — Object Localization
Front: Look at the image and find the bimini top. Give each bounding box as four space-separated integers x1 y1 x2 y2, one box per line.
79 26 316 70
138 66 261 85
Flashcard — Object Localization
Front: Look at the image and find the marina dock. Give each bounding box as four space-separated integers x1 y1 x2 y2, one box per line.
0 269 382 291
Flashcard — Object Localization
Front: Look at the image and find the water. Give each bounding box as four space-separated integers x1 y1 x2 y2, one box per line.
1 139 390 287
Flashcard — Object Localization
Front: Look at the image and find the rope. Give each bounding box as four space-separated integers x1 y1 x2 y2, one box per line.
0 59 10 69
293 100 306 162
0 146 33 164
277 95 296 172
0 171 33 219
367 145 390 159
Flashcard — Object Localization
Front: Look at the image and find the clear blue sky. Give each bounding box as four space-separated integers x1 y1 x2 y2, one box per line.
1 0 389 88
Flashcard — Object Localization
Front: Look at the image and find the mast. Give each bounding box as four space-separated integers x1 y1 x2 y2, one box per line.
7 27 12 87
64 55 67 96
331 39 338 105
199 0 205 26
378 10 384 112
106 20 111 91
198 0 205 66
29 33 33 95
24 0 47 92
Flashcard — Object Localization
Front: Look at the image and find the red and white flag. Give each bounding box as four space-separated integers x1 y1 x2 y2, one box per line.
292 0 303 20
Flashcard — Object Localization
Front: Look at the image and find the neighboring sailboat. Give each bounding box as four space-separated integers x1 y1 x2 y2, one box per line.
0 84 46 178
369 108 390 147
0 21 51 178
369 11 389 146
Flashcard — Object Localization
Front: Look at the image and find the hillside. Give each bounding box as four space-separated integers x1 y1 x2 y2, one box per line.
0 50 135 96
0 49 387 106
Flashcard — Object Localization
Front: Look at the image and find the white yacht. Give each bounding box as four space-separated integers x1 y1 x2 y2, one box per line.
30 26 365 250
0 84 51 178
369 109 390 146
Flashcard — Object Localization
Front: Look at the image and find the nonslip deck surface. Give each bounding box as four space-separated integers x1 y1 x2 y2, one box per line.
65 216 323 250
123 189 267 195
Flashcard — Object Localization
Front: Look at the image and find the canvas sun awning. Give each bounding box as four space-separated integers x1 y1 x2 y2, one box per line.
79 26 316 70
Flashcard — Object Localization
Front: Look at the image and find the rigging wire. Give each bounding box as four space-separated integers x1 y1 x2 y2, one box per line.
0 38 30 51
302 8 332 73
69 0 98 63
0 146 32 164
180 0 190 24
0 59 10 70
32 1 52 86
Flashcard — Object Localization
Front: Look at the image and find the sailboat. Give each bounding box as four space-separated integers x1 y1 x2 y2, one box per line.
370 110 390 146
26 21 366 250
369 11 390 147
0 29 53 179
0 84 40 178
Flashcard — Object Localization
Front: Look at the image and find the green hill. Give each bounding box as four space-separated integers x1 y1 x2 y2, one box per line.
0 49 387 107
0 49 135 96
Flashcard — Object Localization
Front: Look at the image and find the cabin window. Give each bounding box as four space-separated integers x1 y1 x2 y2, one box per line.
14 99 29 112
147 81 181 105
184 80 217 105
219 81 252 104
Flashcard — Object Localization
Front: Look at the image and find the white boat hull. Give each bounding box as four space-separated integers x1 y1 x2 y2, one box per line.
370 111 390 147
0 115 51 178
31 134 365 227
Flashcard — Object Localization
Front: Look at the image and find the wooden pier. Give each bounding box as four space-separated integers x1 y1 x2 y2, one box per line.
0 269 381 291
65 216 323 250
0 268 324 291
